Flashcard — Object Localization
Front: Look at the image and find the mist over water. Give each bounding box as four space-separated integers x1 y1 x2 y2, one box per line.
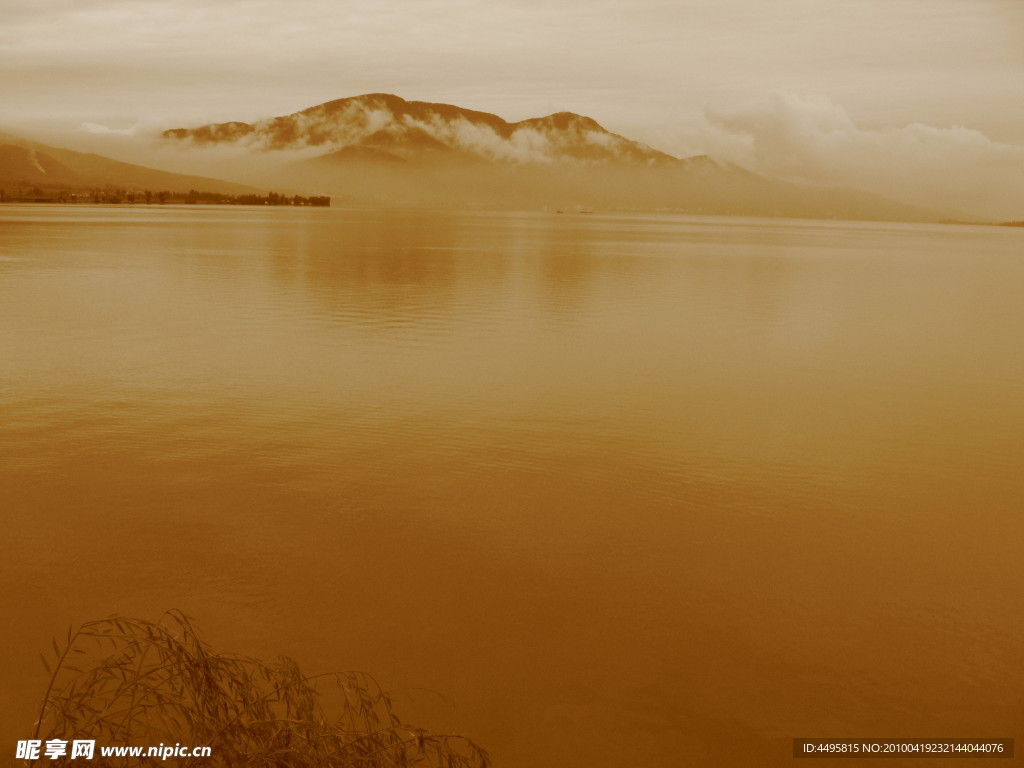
1 206 1022 767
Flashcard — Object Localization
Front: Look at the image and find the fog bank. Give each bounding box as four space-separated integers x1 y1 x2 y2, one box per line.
698 92 1024 220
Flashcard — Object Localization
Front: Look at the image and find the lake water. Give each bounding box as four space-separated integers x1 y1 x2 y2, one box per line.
1 205 1022 766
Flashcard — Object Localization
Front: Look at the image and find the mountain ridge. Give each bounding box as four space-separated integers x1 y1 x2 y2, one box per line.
1 95 955 222
163 93 681 166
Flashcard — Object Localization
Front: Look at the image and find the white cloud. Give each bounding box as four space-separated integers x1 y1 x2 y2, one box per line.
79 122 138 135
700 92 1024 219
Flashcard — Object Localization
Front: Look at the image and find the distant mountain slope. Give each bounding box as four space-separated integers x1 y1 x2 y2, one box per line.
0 130 258 195
0 144 82 187
160 94 946 221
284 149 932 220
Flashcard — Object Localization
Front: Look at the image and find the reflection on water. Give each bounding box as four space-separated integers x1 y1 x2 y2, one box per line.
1 205 1022 767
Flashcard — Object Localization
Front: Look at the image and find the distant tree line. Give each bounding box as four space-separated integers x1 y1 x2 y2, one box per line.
0 186 329 207
183 189 330 206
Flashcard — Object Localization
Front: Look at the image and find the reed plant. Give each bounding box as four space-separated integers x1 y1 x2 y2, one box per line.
30 610 489 768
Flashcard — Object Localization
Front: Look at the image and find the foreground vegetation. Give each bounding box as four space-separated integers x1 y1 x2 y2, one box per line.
30 611 487 768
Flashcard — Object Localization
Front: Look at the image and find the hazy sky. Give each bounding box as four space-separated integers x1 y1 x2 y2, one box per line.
2 0 1022 215
2 0 1021 135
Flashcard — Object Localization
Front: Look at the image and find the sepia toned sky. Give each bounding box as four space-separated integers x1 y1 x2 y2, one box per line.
2 0 1023 215
1 0 1020 135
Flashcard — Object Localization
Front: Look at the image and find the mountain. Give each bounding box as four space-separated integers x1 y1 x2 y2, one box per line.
159 93 944 220
0 130 258 197
163 93 678 166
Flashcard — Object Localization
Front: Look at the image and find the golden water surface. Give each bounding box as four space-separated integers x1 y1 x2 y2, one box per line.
1 206 1022 766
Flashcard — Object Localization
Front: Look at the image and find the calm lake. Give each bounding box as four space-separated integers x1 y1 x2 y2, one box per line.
1 205 1022 766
